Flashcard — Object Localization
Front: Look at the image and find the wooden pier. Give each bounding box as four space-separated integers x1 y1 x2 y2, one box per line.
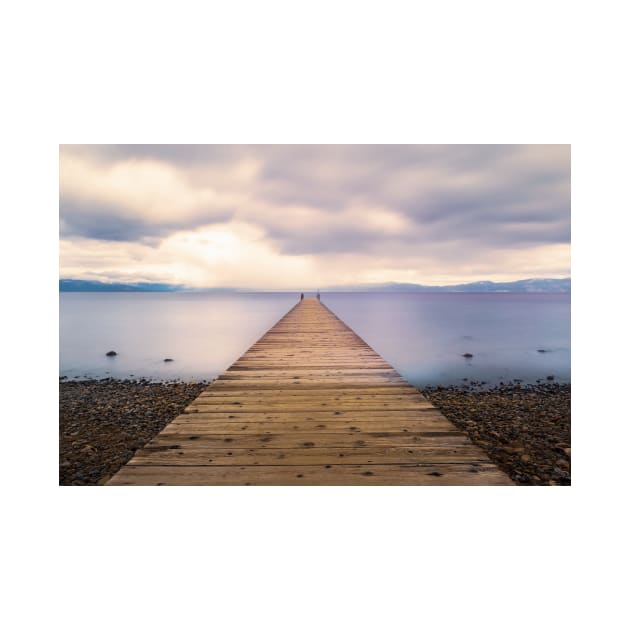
108 298 513 485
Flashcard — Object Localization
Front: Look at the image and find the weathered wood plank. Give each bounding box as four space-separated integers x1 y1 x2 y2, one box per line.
158 418 458 434
129 432 471 450
109 463 513 485
177 409 449 420
128 445 489 466
184 403 436 413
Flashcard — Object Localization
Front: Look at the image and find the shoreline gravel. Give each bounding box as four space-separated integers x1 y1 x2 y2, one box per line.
423 383 570 485
60 379 570 486
59 379 208 485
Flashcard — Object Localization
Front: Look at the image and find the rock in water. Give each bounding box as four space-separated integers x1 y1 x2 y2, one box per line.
106 351 117 357
164 358 174 362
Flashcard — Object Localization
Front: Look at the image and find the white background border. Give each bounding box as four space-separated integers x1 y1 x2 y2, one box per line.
3 1 628 628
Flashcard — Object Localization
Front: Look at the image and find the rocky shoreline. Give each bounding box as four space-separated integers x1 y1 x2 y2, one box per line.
59 379 208 485
60 379 570 486
423 383 570 485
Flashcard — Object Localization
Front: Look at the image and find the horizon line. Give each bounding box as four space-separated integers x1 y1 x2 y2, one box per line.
59 277 571 293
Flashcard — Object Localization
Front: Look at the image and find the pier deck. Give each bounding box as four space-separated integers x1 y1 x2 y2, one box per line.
108 298 513 485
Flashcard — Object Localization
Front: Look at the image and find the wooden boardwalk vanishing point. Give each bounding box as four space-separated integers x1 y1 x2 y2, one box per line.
108 298 513 485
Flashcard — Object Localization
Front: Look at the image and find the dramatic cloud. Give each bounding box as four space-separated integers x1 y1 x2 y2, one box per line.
59 144 570 288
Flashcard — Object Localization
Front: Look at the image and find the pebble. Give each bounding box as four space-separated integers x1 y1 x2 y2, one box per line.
59 379 207 485
424 382 570 486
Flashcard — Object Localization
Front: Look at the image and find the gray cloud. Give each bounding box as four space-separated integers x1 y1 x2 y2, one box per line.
59 144 570 270
59 197 233 242
60 199 166 241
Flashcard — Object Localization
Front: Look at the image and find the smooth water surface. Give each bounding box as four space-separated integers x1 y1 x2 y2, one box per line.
60 292 570 385
60 293 297 381
324 293 570 386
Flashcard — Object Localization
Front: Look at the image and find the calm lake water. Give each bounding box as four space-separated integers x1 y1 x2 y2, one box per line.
60 292 570 386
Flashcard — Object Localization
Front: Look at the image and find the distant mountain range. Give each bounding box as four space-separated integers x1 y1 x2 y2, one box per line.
59 279 187 292
60 277 570 293
323 278 571 293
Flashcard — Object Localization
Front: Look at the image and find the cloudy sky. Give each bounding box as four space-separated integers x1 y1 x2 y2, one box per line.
59 145 570 289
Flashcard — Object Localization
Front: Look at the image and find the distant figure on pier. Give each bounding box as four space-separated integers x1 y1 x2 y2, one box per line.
316 290 320 301
300 292 304 301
